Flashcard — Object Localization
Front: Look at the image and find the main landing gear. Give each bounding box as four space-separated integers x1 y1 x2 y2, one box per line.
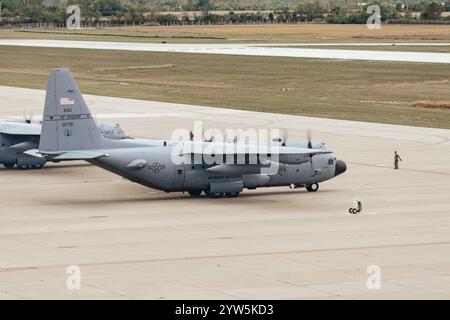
2 162 44 170
2 162 16 169
225 192 240 198
188 190 202 197
189 190 241 198
18 164 44 170
206 191 241 198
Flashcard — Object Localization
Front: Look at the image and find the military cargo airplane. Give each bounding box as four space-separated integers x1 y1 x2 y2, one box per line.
0 117 128 169
38 68 346 198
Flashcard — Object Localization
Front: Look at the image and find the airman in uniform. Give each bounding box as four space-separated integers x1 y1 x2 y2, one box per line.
394 151 402 170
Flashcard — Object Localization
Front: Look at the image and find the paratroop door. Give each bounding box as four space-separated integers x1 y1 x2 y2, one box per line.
173 165 185 190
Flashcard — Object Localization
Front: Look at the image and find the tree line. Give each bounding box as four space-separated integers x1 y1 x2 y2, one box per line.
0 0 449 26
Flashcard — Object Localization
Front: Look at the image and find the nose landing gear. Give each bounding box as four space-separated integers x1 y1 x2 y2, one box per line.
306 183 319 192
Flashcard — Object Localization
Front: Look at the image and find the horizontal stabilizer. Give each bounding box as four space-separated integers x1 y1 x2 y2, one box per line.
23 149 46 158
49 151 108 160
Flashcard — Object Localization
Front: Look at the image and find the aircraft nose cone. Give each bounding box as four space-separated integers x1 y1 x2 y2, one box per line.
334 160 347 177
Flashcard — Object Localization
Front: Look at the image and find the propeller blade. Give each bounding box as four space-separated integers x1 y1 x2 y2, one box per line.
23 110 34 124
281 129 288 146
189 130 194 141
309 154 315 176
307 128 312 149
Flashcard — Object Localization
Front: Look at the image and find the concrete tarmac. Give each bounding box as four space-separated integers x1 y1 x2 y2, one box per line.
1 86 450 299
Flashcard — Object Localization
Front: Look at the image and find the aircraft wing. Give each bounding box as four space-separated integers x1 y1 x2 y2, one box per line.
179 142 332 165
0 121 41 136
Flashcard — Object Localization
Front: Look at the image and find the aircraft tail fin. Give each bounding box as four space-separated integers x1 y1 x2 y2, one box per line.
39 68 105 153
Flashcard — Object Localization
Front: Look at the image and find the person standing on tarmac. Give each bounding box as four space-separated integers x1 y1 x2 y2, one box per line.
394 151 402 170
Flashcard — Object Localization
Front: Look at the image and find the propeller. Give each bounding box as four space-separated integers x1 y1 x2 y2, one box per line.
308 153 315 176
281 129 288 146
23 110 34 124
204 128 214 142
273 129 288 146
306 128 312 149
306 129 315 176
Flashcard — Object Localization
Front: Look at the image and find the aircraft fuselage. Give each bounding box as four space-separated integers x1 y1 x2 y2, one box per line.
89 145 345 194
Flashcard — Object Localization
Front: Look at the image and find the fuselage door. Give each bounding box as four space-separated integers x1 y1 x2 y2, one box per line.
173 165 185 190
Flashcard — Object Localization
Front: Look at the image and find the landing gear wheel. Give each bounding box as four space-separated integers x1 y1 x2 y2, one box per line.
206 191 224 199
18 165 29 170
306 183 319 192
3 162 15 169
31 164 44 170
188 190 202 197
225 192 240 198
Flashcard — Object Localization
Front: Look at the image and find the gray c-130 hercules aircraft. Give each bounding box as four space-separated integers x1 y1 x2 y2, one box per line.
38 69 346 198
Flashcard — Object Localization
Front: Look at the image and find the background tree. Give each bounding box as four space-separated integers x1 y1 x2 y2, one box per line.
94 0 123 16
296 1 327 22
196 0 215 12
421 1 443 20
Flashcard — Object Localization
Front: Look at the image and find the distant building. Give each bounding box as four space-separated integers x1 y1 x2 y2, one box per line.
43 0 63 6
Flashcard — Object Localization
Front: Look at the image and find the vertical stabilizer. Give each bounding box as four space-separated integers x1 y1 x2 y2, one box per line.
39 68 104 152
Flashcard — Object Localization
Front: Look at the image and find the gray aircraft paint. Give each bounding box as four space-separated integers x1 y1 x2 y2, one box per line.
38 69 346 197
0 118 128 168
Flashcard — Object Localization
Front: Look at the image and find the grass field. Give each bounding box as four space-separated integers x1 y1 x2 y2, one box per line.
2 24 450 43
0 45 449 128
